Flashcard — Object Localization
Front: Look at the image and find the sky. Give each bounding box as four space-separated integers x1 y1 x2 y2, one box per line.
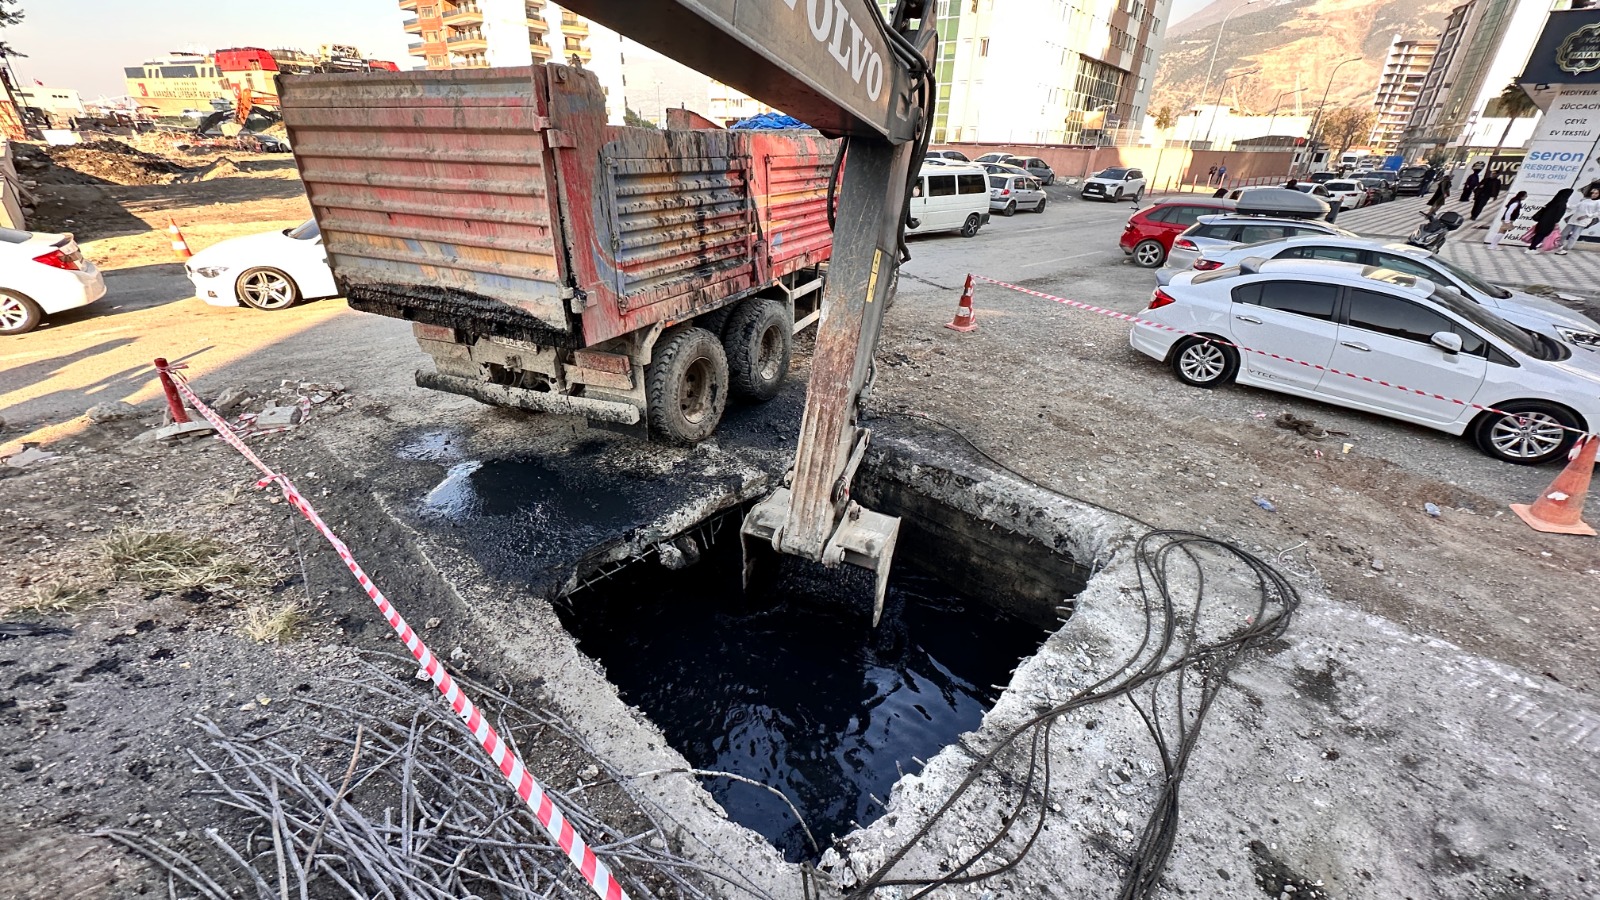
1 0 1222 102
1 0 415 100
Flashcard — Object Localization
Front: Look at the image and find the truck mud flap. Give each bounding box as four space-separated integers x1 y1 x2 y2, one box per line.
415 370 641 425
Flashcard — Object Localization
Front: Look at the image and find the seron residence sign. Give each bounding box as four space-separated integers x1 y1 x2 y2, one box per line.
1558 23 1600 76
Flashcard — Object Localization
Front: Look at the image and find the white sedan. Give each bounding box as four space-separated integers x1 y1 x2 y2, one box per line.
1190 236 1600 346
0 227 107 335
185 219 338 311
1321 179 1368 210
1130 258 1600 464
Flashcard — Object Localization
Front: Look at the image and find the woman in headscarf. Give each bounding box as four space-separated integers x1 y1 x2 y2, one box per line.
1556 185 1600 254
1526 188 1573 254
1470 172 1503 220
1459 163 1483 202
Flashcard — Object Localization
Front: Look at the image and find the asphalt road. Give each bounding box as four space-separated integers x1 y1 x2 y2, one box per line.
0 184 1576 505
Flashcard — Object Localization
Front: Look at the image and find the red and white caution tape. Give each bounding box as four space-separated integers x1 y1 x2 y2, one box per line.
153 362 634 900
971 274 1597 439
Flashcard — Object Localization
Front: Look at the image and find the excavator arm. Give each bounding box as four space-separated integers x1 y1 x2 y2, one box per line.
561 0 938 621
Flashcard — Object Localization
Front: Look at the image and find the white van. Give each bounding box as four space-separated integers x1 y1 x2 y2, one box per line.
906 163 991 237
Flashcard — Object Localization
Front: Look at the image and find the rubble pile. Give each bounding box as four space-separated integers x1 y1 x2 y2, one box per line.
46 139 192 186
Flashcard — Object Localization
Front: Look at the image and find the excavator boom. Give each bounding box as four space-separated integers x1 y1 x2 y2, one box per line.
561 0 938 620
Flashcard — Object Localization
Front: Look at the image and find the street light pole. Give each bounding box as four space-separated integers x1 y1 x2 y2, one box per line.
1194 0 1260 127
1202 69 1259 147
1266 87 1307 149
1303 55 1362 174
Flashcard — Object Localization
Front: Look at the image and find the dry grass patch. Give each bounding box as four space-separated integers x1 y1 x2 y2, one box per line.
5 580 102 616
100 529 276 598
240 600 310 643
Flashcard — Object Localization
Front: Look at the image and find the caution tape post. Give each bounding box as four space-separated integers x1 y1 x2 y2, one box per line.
151 360 635 900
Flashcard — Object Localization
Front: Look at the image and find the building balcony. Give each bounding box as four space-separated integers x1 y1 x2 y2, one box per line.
443 2 483 24
530 42 552 60
451 54 489 68
562 46 592 63
561 13 588 35
528 17 549 32
403 16 422 32
408 41 426 55
446 33 488 51
398 0 418 8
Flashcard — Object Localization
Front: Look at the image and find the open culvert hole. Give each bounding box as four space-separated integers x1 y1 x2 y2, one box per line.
555 467 1091 863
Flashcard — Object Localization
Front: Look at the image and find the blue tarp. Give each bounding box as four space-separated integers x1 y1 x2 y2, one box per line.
729 112 810 130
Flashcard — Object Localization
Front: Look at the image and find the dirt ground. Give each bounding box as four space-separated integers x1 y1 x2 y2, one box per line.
4 142 1600 898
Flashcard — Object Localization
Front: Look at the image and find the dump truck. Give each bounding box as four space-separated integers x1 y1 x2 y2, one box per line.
279 66 836 443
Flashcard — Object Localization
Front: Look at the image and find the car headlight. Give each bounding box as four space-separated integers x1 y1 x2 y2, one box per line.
193 266 230 278
1555 326 1600 347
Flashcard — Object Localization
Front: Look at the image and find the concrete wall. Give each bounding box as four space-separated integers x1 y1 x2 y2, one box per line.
930 142 1295 190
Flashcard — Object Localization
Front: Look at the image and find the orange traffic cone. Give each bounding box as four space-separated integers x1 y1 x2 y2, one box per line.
945 274 978 332
168 218 192 260
1510 434 1597 536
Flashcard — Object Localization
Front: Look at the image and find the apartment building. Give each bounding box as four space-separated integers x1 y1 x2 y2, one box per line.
400 0 592 70
929 0 1173 144
1368 36 1438 156
1400 0 1551 158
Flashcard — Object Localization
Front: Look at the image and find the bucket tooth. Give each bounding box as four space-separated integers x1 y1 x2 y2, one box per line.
740 488 901 625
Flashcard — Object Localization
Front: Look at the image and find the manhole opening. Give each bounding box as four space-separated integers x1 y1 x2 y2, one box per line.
556 477 1089 862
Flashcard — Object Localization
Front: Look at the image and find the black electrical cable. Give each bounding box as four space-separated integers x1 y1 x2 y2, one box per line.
837 526 1300 900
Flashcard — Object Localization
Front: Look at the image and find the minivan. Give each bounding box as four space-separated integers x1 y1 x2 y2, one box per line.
907 163 991 237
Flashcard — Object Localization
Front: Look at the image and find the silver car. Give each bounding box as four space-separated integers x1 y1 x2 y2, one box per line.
1193 236 1600 346
1156 214 1355 285
988 173 1047 216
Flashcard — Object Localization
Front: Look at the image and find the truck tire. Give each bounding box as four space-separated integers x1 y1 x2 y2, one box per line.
696 306 733 338
646 327 729 443
724 297 791 401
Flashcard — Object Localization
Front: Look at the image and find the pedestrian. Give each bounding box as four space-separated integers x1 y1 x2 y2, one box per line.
1486 190 1526 250
1285 177 1299 190
1556 186 1600 254
1526 187 1572 254
1470 172 1503 219
1207 164 1218 185
1217 162 1228 185
1459 163 1484 202
1425 176 1450 215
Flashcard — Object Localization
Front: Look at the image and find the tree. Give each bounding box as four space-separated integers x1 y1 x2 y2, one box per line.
1320 106 1377 157
623 107 657 130
0 1 22 59
1153 106 1178 132
1492 81 1539 152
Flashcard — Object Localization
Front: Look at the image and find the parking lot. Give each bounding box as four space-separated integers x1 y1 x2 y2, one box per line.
4 159 1600 897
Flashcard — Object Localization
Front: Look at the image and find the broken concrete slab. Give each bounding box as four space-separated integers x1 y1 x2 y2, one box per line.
85 401 140 423
3 445 62 468
212 387 250 413
135 421 217 443
254 405 303 428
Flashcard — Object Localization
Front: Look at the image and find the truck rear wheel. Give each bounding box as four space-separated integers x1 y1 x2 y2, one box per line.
724 297 791 401
646 327 729 443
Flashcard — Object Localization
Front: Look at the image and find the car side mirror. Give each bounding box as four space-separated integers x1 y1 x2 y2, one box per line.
1430 332 1463 354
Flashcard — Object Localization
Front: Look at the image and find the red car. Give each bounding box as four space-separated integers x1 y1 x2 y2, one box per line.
1119 199 1236 268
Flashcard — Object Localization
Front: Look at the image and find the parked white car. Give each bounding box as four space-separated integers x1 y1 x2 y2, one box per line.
1131 258 1600 464
1321 179 1369 210
185 219 339 310
1191 236 1600 347
0 227 107 335
1080 166 1145 202
906 164 991 237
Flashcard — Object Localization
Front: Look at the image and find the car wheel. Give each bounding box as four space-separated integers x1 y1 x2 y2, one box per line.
1034 197 1047 213
1169 336 1238 388
1113 188 1123 201
0 290 43 335
1045 175 1054 186
1003 201 1017 217
646 327 729 444
1471 401 1582 465
723 297 791 401
235 267 301 311
1132 239 1166 268
960 213 982 237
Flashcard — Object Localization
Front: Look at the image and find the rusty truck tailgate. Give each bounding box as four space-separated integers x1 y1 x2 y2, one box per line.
279 67 574 342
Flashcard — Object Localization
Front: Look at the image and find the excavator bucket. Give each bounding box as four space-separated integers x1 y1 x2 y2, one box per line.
740 487 900 626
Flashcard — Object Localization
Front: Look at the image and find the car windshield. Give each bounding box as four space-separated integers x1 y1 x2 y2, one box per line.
1095 167 1129 179
1423 252 1513 299
288 219 320 240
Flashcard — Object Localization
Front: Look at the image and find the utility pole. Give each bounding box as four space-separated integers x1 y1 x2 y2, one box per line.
1202 69 1259 149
